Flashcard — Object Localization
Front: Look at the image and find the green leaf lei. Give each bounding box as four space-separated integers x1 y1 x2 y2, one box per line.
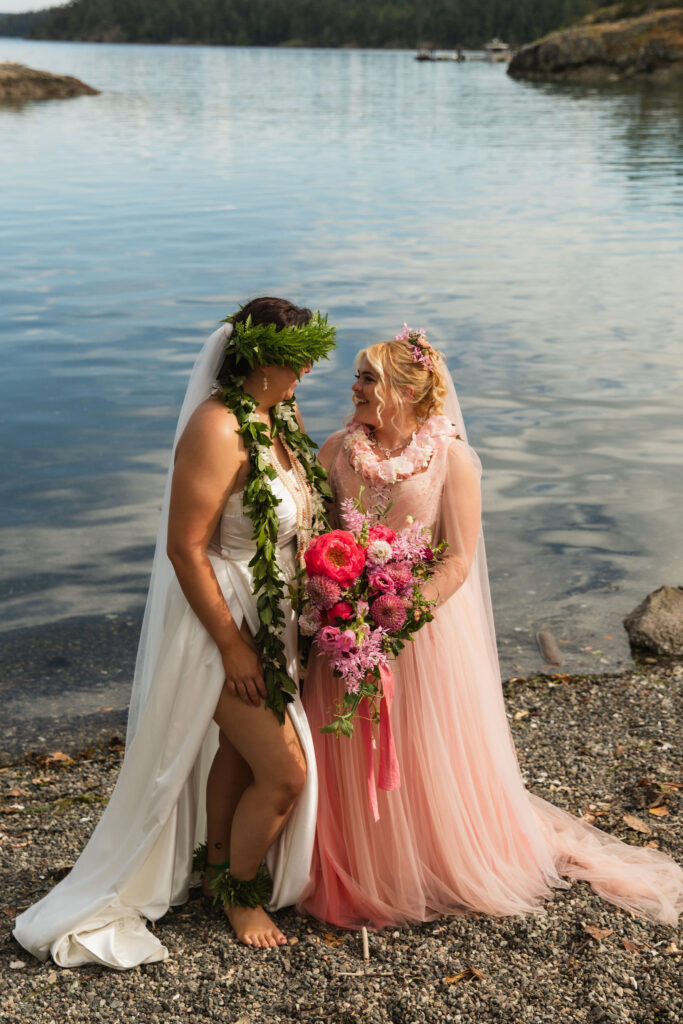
217 312 335 723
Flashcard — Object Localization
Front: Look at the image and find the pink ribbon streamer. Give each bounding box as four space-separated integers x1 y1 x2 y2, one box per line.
360 664 401 822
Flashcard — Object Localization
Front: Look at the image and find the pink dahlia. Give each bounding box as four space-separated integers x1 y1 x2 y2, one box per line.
371 594 407 631
306 574 342 609
384 561 413 590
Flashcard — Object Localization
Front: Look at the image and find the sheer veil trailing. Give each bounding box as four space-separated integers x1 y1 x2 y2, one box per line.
441 362 501 679
127 322 233 741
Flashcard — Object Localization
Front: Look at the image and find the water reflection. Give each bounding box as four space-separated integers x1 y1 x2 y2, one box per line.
1 41 682 676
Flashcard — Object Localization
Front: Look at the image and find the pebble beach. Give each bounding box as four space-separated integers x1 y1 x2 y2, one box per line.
1 656 681 1023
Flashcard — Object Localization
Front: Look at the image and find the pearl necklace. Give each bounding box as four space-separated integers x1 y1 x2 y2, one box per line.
370 430 416 459
268 439 314 563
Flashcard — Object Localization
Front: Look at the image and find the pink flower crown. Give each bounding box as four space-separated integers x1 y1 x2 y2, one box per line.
394 323 435 373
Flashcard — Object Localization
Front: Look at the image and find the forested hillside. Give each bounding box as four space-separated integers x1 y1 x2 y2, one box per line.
0 11 46 37
19 0 607 49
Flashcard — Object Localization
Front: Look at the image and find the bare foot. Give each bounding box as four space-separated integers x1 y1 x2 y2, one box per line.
225 904 288 948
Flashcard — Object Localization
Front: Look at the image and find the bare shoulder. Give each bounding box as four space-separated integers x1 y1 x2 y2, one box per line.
176 397 242 457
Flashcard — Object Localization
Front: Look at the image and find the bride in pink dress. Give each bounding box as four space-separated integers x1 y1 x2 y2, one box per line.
298 326 682 930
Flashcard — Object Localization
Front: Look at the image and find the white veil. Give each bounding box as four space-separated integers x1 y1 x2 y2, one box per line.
441 359 501 673
126 322 233 743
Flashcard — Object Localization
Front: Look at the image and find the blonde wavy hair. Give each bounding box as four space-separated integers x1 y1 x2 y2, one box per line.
354 337 449 429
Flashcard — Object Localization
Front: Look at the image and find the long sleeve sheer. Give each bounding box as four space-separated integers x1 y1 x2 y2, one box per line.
424 440 482 607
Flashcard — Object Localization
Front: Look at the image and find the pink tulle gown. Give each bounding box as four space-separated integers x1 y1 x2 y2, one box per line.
298 418 683 929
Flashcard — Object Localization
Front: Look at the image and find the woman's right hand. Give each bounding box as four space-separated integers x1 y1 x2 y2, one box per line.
221 632 267 707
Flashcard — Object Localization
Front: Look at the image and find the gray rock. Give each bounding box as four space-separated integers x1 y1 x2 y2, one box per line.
623 585 683 656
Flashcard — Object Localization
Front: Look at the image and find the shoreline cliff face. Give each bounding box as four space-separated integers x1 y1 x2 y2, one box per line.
508 6 683 82
0 62 99 102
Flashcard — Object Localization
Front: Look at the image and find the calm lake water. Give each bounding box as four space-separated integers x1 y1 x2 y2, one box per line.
1 39 682 677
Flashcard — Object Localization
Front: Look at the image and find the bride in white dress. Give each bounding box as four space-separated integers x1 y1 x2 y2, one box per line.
14 297 336 967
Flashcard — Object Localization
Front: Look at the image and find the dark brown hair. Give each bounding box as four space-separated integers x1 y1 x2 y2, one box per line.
217 296 312 384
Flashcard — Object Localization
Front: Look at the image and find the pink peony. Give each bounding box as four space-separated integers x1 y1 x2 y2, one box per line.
367 568 396 594
328 601 354 622
368 524 397 545
305 530 366 587
371 594 407 631
306 574 342 609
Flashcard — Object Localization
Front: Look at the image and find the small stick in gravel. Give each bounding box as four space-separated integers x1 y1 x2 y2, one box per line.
361 925 370 961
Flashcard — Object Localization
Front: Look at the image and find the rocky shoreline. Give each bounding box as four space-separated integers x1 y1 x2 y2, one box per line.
509 4 683 83
0 62 99 102
1 662 680 1022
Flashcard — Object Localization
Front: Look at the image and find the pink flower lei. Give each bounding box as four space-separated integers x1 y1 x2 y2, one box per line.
343 415 458 485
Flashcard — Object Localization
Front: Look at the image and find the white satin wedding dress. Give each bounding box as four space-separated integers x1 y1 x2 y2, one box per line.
14 473 318 968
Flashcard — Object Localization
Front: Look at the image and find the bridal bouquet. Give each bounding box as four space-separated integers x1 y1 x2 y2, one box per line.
298 494 446 738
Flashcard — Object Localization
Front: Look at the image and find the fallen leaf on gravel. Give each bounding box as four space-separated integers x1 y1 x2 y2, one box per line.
7 787 26 797
45 751 73 764
622 814 651 834
444 967 484 985
322 932 344 947
648 805 669 817
621 939 648 953
644 840 659 848
10 960 27 969
614 743 627 756
2 907 17 916
583 925 614 941
660 781 682 792
581 813 596 824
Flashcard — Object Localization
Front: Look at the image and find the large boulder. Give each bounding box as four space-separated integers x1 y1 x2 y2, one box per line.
0 62 99 102
623 585 683 657
508 5 683 83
